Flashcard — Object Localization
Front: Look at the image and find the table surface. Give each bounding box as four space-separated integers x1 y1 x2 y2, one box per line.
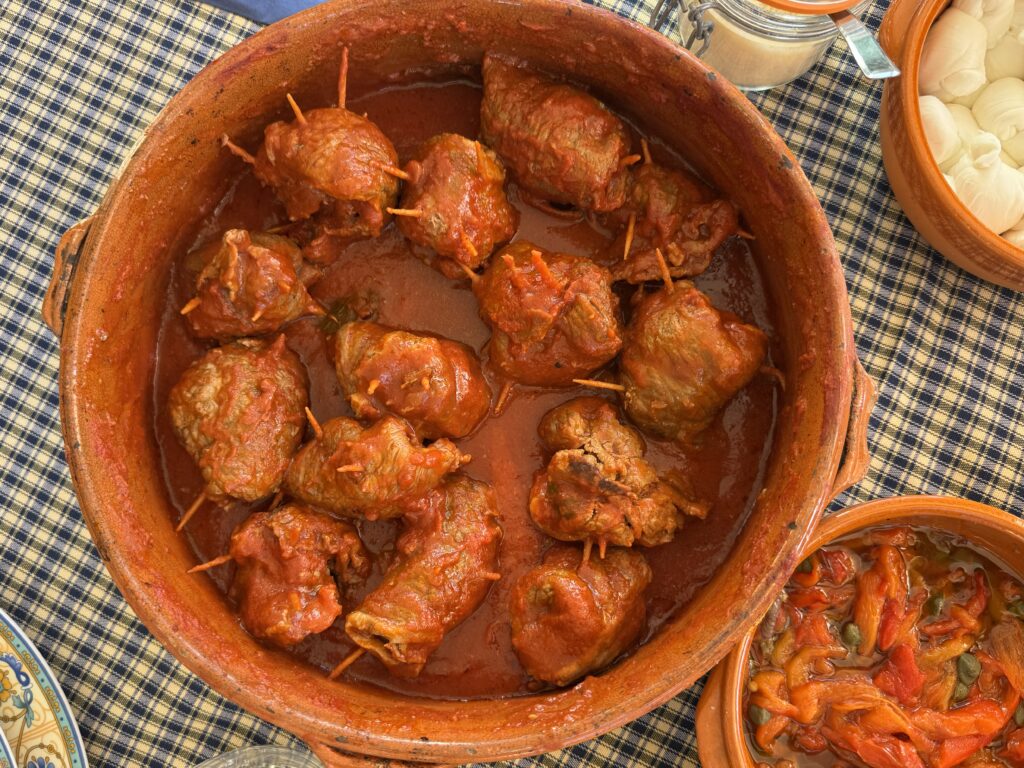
3 0 1024 765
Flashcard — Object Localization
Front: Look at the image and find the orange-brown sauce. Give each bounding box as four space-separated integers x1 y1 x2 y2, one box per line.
152 80 779 699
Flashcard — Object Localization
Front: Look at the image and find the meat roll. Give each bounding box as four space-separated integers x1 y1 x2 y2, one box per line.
510 545 651 686
285 415 467 519
529 397 707 550
395 133 518 278
169 336 308 502
254 107 400 242
334 321 491 440
474 241 622 386
610 163 739 283
229 503 370 647
182 229 323 341
345 474 502 677
619 283 767 441
481 54 632 212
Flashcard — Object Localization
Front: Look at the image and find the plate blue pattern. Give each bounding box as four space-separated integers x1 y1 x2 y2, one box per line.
0 608 88 768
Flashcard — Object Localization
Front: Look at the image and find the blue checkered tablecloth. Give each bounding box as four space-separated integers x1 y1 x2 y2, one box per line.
2 0 1024 766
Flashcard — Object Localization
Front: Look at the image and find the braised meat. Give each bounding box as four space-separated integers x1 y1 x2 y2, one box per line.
285 415 466 518
229 504 370 647
529 397 707 550
169 336 308 502
480 55 632 212
610 164 739 283
620 283 767 441
395 133 518 278
510 545 651 687
474 241 623 386
334 321 491 440
345 474 502 677
253 107 400 242
182 229 322 341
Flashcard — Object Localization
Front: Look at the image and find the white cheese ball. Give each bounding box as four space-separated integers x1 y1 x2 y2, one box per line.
952 82 989 107
948 103 986 146
953 133 1024 232
1004 205 1024 245
973 78 1024 146
953 0 1015 45
921 9 990 100
987 0 1024 79
920 96 964 169
986 29 1024 80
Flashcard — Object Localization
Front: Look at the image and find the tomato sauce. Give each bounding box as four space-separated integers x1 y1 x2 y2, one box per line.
151 81 779 699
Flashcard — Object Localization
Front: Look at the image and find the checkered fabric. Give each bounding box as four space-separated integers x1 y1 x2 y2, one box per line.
1 0 1023 765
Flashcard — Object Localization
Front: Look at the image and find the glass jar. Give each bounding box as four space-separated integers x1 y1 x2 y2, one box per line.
659 0 872 91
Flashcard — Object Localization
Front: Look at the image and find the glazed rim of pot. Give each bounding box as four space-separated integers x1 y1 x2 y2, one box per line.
50 0 871 762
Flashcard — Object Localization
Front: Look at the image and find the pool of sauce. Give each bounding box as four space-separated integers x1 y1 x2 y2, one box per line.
152 80 779 700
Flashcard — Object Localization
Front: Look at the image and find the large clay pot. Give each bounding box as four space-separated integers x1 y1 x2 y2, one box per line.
43 0 873 764
696 495 1024 767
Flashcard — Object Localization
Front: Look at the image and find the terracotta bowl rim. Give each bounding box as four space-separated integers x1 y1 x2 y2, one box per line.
891 0 1024 265
55 0 858 761
713 494 1024 768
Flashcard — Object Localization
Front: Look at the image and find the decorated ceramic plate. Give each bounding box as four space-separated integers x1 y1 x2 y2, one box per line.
0 725 16 768
0 607 88 768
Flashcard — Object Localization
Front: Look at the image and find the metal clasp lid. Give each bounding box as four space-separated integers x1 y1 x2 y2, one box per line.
650 0 718 58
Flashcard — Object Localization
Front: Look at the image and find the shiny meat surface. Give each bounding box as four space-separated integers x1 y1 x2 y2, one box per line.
254 107 400 238
529 397 707 548
474 241 623 386
168 336 308 502
284 415 466 518
510 545 651 687
480 55 631 212
229 504 370 647
610 164 739 283
333 320 491 440
396 133 518 277
620 283 767 441
184 229 322 341
345 474 502 677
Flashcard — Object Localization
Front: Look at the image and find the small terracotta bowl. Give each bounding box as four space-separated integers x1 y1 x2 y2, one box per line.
695 495 1024 767
878 0 1024 290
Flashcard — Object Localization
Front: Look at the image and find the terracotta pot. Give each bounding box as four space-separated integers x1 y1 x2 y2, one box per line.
878 0 1024 290
696 495 1024 768
43 0 873 764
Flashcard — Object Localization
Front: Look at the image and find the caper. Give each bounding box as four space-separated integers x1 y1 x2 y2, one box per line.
748 703 771 726
1015 702 1024 727
925 593 945 617
795 558 813 574
957 653 982 686
841 622 862 649
953 682 970 702
1008 600 1024 620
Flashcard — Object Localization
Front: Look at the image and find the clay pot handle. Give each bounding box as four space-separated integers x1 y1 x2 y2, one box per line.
42 217 93 338
830 357 876 499
877 0 919 66
305 739 448 768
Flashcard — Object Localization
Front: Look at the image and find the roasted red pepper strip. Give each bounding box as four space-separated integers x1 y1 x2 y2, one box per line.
873 643 926 706
821 710 926 768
